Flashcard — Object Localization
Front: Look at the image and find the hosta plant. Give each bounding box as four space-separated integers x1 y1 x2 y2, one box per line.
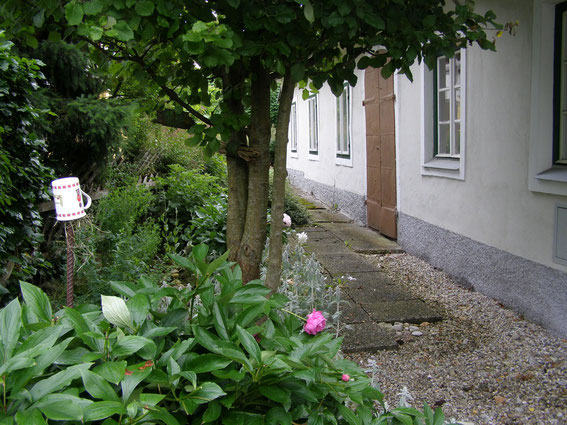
0 245 448 424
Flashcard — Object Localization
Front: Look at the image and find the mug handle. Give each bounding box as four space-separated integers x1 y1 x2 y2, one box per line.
82 190 92 210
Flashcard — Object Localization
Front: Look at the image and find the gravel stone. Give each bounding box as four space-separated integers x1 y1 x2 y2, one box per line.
344 253 567 425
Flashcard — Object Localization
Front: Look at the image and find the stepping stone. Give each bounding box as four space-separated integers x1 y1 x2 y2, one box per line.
309 209 352 224
323 222 403 254
340 322 399 352
340 298 370 324
304 237 352 255
340 272 415 303
364 300 442 324
315 253 378 275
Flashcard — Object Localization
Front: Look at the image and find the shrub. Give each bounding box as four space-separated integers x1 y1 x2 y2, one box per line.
0 249 449 425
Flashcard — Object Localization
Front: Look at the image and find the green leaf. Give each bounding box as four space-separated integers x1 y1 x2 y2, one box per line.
20 282 51 323
185 353 231 373
81 370 121 402
84 401 126 422
303 0 314 23
135 0 155 16
338 404 360 425
168 253 197 272
192 244 208 261
230 283 270 304
205 250 230 275
112 336 155 358
181 382 226 413
145 407 180 425
63 308 101 351
0 355 35 376
212 302 230 340
109 21 134 41
142 326 177 338
0 298 21 361
30 363 93 401
290 63 305 82
223 412 263 425
84 0 103 15
110 281 137 298
93 361 127 385
127 294 149 326
89 26 104 40
391 412 413 425
15 408 46 425
65 2 84 25
259 385 291 411
121 362 153 403
432 406 445 425
226 0 240 8
236 324 261 364
102 295 134 329
33 394 91 421
202 400 222 422
266 406 292 425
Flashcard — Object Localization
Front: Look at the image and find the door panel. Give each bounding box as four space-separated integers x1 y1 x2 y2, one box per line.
364 67 397 239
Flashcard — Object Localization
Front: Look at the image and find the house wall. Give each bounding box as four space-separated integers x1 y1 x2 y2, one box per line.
287 69 367 225
396 0 567 336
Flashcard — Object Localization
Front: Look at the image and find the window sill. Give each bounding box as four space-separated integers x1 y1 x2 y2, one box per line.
423 158 460 170
536 166 567 183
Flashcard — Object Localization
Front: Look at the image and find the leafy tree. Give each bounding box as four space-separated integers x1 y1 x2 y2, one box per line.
1 0 502 289
0 32 54 290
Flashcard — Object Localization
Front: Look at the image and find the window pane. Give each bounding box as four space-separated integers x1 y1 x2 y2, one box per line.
454 88 461 120
439 90 450 122
438 123 450 155
438 57 450 89
454 52 461 87
561 113 567 161
455 121 461 156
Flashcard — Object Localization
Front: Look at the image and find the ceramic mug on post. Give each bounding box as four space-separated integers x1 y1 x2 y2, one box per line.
51 177 92 221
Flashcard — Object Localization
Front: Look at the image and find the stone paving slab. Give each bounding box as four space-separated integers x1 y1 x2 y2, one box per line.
341 298 371 324
304 238 352 255
364 299 442 324
322 222 402 254
315 253 378 275
341 323 399 352
342 272 413 303
309 209 352 223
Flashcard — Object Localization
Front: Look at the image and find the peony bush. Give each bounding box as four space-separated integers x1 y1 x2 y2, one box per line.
0 245 449 424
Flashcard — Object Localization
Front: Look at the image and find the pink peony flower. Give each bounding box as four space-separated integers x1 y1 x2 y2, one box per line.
342 374 350 382
304 309 326 335
283 213 292 227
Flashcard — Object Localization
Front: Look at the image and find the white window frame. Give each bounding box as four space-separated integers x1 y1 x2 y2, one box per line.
336 83 352 166
421 48 467 180
308 94 319 159
528 0 567 196
289 102 298 158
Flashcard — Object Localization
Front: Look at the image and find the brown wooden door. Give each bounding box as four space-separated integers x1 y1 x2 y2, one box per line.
364 67 397 239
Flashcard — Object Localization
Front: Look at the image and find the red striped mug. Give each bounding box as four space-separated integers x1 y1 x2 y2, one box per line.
51 177 92 221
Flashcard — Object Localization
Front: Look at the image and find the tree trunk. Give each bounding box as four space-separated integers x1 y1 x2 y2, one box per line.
236 66 272 282
265 70 295 292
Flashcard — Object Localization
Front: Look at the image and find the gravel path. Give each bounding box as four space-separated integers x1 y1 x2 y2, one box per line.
345 253 567 425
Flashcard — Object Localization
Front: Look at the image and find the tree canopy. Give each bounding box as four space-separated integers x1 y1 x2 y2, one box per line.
0 0 502 287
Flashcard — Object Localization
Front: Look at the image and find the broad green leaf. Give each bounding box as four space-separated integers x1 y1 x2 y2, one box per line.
84 401 126 422
202 400 222 423
391 412 413 425
226 0 240 8
15 408 46 425
338 404 360 425
145 407 180 425
30 363 93 401
135 0 155 16
127 294 149 326
291 63 305 82
20 282 51 323
185 354 231 373
65 2 84 26
236 325 261 364
0 355 35 376
140 393 166 406
93 361 127 385
112 335 155 358
259 385 291 411
432 406 445 425
121 363 152 403
192 244 208 261
230 284 270 304
109 21 134 41
205 250 230 275
110 281 137 298
0 298 21 361
55 347 91 365
168 253 196 272
89 26 104 40
266 406 292 425
84 0 103 15
33 394 91 421
102 295 134 330
81 370 120 402
181 382 226 414
212 302 229 340
303 0 314 23
223 412 263 425
142 326 177 338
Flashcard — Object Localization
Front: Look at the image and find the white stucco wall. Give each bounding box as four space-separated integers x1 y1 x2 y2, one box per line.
396 0 567 273
287 68 367 198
